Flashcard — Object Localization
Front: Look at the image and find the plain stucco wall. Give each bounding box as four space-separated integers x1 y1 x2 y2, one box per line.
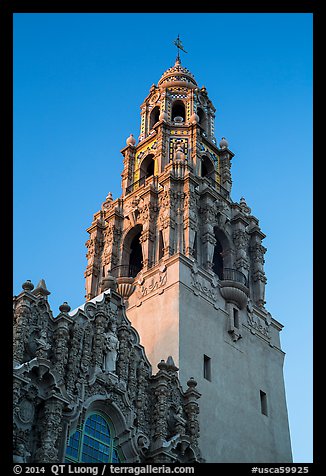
179 275 292 462
125 258 292 462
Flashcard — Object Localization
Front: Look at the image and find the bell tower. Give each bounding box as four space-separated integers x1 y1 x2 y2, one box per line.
84 53 292 463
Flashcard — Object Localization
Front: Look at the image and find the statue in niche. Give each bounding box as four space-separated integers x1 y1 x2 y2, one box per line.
35 329 51 357
103 321 119 373
174 405 187 436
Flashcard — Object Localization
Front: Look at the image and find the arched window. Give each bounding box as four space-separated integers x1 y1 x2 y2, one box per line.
201 155 215 179
140 154 155 181
149 106 160 129
65 413 121 463
172 100 185 122
129 230 143 277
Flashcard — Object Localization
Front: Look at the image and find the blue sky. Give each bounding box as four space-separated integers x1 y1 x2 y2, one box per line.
13 13 313 462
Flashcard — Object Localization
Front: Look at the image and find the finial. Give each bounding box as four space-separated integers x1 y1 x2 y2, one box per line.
157 359 168 371
166 355 179 372
187 376 198 388
22 279 34 292
219 137 229 149
126 133 136 147
33 278 50 296
173 34 187 62
59 301 71 313
239 196 251 215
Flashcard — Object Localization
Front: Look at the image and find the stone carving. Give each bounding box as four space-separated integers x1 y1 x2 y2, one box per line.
250 243 267 265
172 406 187 436
80 322 93 376
18 398 35 424
233 229 250 272
35 328 50 359
13 304 31 362
13 280 202 463
13 443 31 463
103 321 119 372
191 270 217 302
34 399 64 463
53 322 69 378
233 229 250 251
246 301 271 339
139 267 167 297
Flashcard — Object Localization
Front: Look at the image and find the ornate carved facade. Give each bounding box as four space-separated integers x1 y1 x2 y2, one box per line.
13 279 202 463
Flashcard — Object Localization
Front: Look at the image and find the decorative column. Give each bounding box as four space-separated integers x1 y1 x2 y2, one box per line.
182 169 199 258
52 304 71 379
92 312 107 374
136 360 149 432
157 100 169 171
219 138 233 194
249 222 267 308
139 200 158 270
200 199 216 270
152 360 170 443
34 398 64 463
184 377 201 448
102 222 114 274
121 135 136 195
85 215 105 300
158 188 177 258
201 231 216 270
13 280 35 364
116 325 131 381
66 323 84 395
231 213 250 279
183 195 198 257
127 348 138 402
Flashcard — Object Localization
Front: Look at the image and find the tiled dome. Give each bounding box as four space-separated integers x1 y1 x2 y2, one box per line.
158 58 197 89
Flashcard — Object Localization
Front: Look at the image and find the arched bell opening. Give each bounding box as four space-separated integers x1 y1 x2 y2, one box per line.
201 155 215 179
212 228 231 280
197 107 208 133
172 100 186 122
212 237 224 279
140 154 156 182
129 231 143 278
116 224 144 279
149 106 160 130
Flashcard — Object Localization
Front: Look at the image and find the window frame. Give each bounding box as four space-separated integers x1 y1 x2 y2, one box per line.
65 411 122 463
260 390 268 416
203 354 212 381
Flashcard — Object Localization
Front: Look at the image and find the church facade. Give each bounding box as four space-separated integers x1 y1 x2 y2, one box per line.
13 53 292 463
13 280 202 463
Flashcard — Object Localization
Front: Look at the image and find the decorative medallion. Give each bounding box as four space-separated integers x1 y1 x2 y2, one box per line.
18 398 35 424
